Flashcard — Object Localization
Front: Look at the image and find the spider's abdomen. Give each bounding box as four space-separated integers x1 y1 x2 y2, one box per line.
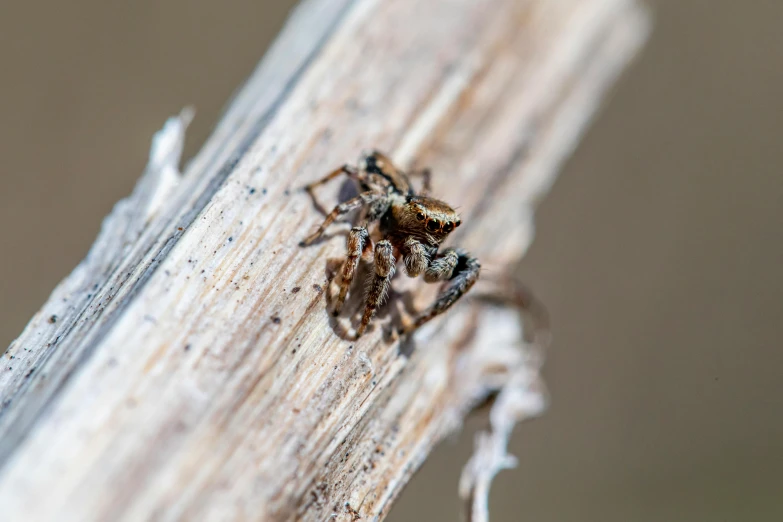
360 150 412 195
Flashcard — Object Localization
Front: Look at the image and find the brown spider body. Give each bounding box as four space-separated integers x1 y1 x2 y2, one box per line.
303 150 480 338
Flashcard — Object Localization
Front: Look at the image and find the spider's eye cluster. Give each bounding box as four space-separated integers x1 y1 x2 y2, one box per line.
443 222 454 233
426 219 440 232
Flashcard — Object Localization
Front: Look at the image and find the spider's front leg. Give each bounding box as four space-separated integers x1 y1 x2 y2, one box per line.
404 248 480 335
423 247 459 282
356 240 397 338
403 236 428 277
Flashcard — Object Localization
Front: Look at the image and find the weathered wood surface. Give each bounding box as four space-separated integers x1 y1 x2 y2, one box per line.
0 0 649 520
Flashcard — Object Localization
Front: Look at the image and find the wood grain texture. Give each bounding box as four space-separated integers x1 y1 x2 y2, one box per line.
0 0 649 520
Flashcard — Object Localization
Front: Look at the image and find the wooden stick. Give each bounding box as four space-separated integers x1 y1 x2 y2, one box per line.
0 0 649 520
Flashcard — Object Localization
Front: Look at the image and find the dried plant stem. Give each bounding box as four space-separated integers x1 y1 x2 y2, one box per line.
0 0 648 520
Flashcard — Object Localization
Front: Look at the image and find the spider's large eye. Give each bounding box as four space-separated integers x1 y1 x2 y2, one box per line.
426 219 440 232
455 219 462 227
416 211 425 221
443 222 454 233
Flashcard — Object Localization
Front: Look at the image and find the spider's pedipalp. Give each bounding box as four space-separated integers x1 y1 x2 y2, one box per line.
403 236 428 277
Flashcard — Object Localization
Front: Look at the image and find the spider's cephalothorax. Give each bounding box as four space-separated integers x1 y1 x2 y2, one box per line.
302 150 480 337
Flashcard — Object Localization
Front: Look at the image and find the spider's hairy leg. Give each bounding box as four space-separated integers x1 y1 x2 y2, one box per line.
356 240 397 338
408 167 432 196
405 249 480 334
403 237 428 277
334 226 372 315
305 164 359 194
423 247 459 283
301 192 379 245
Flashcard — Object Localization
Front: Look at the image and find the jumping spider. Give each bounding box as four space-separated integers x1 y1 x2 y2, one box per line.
302 150 480 338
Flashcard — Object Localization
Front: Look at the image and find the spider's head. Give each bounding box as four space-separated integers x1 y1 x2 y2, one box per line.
402 195 462 240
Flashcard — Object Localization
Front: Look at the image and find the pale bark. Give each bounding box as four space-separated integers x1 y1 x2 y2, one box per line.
0 0 649 520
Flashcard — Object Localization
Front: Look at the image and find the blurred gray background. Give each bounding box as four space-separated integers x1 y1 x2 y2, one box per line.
1 1 781 521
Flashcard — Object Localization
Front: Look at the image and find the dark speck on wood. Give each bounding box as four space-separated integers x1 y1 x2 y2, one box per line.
313 284 323 292
48 315 57 324
291 287 301 294
271 317 281 324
